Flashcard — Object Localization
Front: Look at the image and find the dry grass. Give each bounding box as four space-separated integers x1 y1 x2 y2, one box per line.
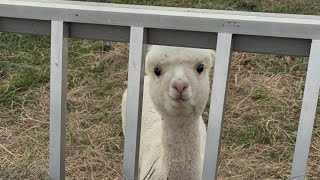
0 38 129 179
0 33 319 179
218 53 320 179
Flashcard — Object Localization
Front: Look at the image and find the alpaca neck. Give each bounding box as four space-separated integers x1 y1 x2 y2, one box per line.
161 115 201 180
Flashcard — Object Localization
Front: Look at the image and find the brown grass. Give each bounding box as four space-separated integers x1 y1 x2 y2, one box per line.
0 38 319 179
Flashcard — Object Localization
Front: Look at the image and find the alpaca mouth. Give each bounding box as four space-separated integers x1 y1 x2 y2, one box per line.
168 97 197 115
175 98 188 103
170 95 190 102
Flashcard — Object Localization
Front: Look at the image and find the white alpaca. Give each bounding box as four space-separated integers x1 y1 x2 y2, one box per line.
122 45 214 180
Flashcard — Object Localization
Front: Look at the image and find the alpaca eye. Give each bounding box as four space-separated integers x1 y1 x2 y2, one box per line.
154 67 161 77
196 64 204 73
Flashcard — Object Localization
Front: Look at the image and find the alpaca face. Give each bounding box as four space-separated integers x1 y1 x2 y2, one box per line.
145 45 214 117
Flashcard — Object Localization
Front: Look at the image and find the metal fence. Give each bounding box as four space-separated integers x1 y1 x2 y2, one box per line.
0 0 319 180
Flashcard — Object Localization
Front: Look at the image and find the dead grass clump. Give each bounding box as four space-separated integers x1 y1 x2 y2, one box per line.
213 52 320 179
0 39 129 179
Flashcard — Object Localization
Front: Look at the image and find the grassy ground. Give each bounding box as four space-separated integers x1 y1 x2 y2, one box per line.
84 0 320 15
1 0 320 179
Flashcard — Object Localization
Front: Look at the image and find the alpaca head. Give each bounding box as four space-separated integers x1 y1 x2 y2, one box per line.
145 45 214 118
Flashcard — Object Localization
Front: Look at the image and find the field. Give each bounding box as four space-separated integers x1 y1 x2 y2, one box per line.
0 0 320 179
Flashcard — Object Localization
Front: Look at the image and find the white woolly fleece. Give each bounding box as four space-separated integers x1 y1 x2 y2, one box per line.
122 45 215 180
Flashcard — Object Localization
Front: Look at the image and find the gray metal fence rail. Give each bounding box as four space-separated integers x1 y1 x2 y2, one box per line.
0 0 319 180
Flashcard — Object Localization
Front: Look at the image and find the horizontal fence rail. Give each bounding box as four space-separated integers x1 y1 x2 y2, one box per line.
0 17 312 56
1 0 320 39
1 0 320 180
1 0 319 56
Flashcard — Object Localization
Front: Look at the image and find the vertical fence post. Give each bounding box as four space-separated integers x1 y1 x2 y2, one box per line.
290 39 320 180
123 26 147 180
202 33 233 180
49 21 69 180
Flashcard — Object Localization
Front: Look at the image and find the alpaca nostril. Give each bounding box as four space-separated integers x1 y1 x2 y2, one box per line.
172 82 189 93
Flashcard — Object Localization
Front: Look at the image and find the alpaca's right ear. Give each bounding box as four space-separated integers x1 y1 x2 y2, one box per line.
209 50 216 67
144 45 152 75
209 50 215 61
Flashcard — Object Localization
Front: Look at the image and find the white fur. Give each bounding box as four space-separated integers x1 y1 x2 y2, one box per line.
122 45 214 179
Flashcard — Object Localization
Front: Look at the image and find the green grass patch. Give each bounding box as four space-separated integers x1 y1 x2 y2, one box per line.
84 0 320 15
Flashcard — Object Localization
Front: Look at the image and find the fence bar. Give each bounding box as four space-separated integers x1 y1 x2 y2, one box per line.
202 33 233 180
123 26 147 180
1 0 320 39
290 39 320 180
0 17 312 57
49 21 69 180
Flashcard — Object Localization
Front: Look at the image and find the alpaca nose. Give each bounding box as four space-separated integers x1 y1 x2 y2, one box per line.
172 81 189 93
